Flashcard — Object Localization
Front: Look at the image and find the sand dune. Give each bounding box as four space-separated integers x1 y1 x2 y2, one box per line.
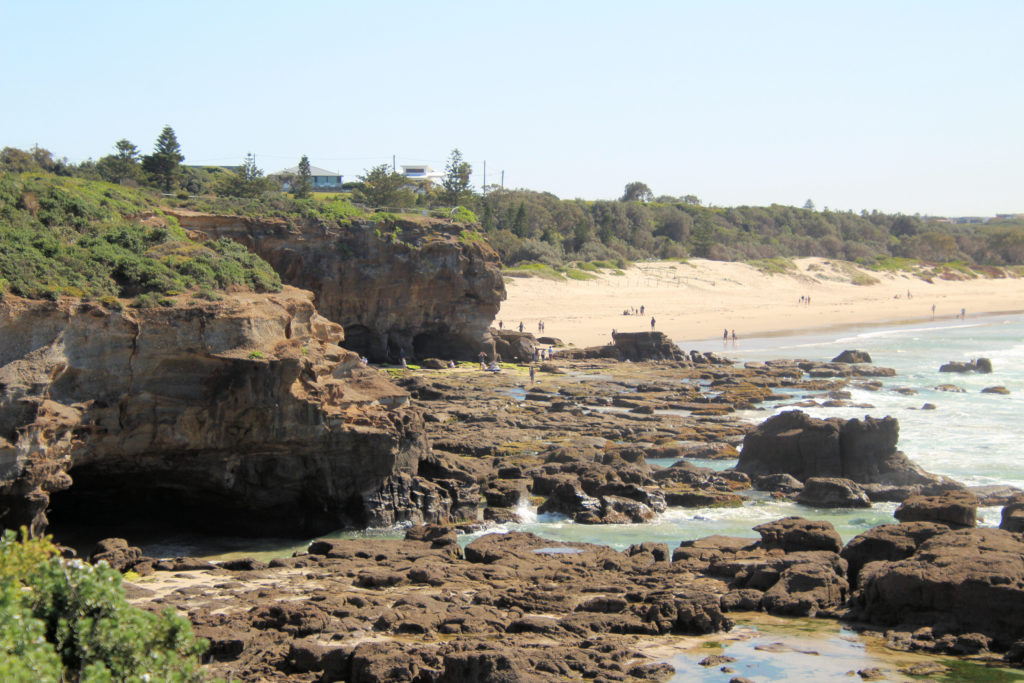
497 259 1024 348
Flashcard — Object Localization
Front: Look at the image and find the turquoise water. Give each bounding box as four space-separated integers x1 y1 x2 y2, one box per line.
491 313 1024 548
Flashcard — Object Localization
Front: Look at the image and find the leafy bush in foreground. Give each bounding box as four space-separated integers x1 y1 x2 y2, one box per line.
0 529 209 682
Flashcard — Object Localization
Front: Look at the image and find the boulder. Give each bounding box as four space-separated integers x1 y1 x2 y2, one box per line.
736 410 946 488
982 386 1011 395
612 331 687 362
761 563 849 617
850 528 1024 648
1000 493 1024 533
840 522 948 588
832 350 872 363
796 477 871 508
894 490 978 528
939 358 993 373
753 517 843 554
537 482 601 518
88 538 142 572
753 473 804 494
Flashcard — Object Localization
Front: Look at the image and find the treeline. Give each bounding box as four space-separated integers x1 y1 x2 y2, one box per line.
4 139 1024 270
466 188 1024 268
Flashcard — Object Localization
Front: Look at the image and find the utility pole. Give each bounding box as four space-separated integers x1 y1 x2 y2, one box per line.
501 170 504 189
392 155 396 172
483 160 486 194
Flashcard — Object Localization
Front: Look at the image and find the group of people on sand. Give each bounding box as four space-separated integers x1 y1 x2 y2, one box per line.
722 329 738 342
798 295 812 305
622 304 646 316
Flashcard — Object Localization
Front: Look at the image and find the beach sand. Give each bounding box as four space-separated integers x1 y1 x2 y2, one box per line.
498 258 1024 349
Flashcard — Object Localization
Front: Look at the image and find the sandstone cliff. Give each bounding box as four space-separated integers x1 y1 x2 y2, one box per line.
0 288 457 537
167 211 506 362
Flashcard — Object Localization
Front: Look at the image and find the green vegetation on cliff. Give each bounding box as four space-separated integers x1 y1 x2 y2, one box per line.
5 142 1024 278
0 172 282 301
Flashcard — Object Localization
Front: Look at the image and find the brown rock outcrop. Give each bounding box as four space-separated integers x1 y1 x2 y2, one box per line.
850 528 1024 648
0 290 445 537
736 410 955 494
169 211 506 362
893 490 978 528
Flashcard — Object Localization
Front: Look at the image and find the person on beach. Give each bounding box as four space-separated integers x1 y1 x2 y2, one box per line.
731 330 737 341
723 329 728 341
650 317 656 330
961 308 966 319
529 365 536 383
478 351 487 369
518 322 524 333
640 305 645 315
932 304 936 319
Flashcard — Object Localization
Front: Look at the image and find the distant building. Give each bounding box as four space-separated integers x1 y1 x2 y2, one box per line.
401 164 444 184
270 165 343 190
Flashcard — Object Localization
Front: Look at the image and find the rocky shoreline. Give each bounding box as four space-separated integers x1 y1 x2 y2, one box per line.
72 348 1024 681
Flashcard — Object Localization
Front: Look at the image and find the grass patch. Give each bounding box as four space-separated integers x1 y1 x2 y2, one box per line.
564 268 597 281
503 262 565 280
748 258 795 275
868 256 921 272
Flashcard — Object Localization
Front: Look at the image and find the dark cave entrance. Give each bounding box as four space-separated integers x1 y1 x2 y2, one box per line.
413 331 473 361
44 462 368 554
340 324 382 361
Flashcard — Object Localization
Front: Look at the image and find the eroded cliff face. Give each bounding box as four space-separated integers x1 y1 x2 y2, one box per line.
168 211 506 362
0 288 452 537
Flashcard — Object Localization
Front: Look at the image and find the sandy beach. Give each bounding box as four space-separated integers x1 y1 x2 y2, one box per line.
498 259 1024 349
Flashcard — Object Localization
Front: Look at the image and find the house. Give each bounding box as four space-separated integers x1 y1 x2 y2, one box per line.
270 165 343 190
401 164 444 184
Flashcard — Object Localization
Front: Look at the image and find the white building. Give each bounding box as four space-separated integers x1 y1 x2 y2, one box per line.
401 164 444 184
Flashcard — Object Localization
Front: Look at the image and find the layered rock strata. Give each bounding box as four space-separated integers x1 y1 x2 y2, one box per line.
168 211 506 362
0 289 445 537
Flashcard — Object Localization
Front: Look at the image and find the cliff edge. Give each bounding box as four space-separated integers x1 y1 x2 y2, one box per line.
0 288 455 537
168 211 506 362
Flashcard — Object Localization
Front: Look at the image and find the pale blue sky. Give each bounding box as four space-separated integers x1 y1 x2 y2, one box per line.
2 1 1020 215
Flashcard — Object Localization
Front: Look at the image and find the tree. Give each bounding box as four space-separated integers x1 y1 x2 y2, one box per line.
216 153 271 198
96 139 140 185
621 181 653 203
803 199 816 211
355 163 412 208
142 126 184 191
292 155 313 199
440 148 472 206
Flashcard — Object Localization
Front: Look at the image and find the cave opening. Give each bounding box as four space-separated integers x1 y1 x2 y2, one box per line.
339 324 379 361
44 462 368 555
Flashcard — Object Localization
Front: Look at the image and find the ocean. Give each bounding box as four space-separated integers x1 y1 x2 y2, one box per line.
500 312 1024 549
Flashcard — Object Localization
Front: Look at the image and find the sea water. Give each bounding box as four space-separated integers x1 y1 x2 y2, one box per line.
496 312 1024 548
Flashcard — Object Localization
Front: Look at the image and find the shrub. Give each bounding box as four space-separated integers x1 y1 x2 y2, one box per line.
0 529 209 681
248 350 265 360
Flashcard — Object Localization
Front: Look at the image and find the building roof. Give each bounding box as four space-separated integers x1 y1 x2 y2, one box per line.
270 165 341 178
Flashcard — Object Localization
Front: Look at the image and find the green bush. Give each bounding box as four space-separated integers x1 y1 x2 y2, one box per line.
0 173 282 301
0 529 209 682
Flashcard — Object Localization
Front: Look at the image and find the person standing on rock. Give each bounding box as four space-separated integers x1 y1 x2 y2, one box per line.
650 317 656 330
529 365 536 383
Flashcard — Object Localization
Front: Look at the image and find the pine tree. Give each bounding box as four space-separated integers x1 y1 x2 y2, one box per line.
440 148 472 207
142 126 184 191
293 155 313 198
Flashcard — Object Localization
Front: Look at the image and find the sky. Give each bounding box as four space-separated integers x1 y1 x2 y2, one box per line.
2 1 1021 216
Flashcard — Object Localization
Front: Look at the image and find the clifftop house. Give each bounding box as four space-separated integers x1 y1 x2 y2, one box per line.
401 164 444 184
270 165 343 190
